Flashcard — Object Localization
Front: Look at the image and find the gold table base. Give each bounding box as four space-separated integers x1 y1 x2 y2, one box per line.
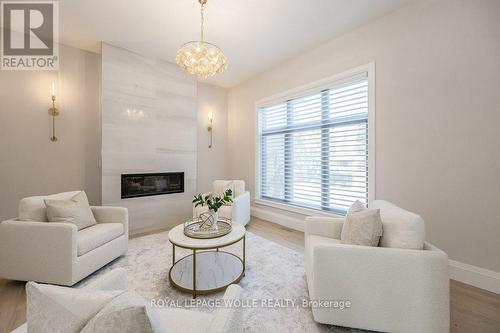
168 235 245 298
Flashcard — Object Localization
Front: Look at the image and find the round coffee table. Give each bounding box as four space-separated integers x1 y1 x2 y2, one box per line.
168 223 246 298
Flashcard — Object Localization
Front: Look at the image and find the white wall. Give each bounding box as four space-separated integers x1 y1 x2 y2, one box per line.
101 44 198 232
0 44 101 220
0 41 229 228
197 83 228 194
227 0 500 273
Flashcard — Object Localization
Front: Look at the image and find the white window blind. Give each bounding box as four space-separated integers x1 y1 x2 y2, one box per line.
258 73 369 214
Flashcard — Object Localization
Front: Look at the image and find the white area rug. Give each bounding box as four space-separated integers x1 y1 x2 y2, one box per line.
80 231 366 332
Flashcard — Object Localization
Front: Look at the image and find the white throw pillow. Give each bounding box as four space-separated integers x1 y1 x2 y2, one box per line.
347 199 365 214
73 191 97 225
26 281 123 333
45 191 97 230
80 291 165 333
340 200 366 240
341 209 383 247
18 190 81 222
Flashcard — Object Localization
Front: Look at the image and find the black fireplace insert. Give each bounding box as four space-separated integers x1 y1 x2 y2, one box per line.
121 172 184 199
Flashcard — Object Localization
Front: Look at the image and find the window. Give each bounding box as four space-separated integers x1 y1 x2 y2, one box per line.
257 69 372 214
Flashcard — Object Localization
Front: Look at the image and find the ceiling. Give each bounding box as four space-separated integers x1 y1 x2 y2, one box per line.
59 0 412 88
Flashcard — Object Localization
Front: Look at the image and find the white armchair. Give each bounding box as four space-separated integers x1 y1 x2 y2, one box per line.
0 192 128 286
12 268 243 333
305 200 449 333
193 180 251 226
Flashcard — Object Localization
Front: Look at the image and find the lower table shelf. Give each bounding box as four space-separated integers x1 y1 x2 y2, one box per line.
169 250 244 297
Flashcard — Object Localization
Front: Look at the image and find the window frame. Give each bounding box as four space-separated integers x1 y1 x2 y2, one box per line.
254 62 376 217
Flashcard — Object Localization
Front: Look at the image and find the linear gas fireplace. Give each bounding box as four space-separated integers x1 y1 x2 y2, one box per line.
121 172 184 199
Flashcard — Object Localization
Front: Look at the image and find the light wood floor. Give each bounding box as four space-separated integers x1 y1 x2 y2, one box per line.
248 219 500 333
1 218 499 333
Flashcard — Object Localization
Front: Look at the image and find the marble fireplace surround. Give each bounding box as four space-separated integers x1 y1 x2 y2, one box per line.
101 43 197 232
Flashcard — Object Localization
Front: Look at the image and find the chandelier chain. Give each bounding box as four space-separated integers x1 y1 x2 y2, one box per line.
200 2 205 42
176 0 227 80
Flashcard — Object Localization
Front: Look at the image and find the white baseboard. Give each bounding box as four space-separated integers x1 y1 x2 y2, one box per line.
251 205 305 232
251 205 500 295
449 260 500 294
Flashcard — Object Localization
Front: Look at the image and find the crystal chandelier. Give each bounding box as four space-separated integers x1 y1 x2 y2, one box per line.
176 0 227 80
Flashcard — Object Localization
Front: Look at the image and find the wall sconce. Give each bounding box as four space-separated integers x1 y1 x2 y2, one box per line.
207 111 213 148
48 81 59 142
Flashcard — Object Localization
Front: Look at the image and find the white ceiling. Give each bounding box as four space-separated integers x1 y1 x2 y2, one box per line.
59 0 412 87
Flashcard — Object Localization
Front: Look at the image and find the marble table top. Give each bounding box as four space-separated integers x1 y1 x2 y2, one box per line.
168 223 246 249
170 251 243 291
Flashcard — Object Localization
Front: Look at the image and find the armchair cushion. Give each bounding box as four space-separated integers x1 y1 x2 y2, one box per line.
213 180 235 200
371 200 425 249
304 217 344 239
213 180 234 198
77 223 124 256
45 191 97 230
18 191 81 222
213 180 245 198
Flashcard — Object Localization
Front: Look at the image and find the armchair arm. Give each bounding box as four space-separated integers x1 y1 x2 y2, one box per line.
91 206 128 236
310 240 449 332
208 284 243 333
231 191 250 226
305 216 344 239
0 219 77 284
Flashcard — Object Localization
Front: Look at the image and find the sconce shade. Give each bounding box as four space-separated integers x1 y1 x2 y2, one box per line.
51 81 56 98
207 111 213 148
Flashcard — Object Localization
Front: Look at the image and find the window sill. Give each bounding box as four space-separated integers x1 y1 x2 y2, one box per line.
254 198 344 219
